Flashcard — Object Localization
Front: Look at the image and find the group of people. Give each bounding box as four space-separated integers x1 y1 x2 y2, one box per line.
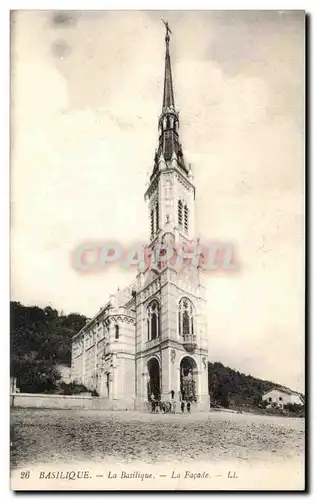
150 393 176 414
149 390 192 414
180 400 191 414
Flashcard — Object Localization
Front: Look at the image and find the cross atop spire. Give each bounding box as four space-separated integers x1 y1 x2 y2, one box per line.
162 19 172 43
161 20 175 111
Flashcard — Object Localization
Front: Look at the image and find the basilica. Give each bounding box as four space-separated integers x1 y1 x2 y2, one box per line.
71 26 210 411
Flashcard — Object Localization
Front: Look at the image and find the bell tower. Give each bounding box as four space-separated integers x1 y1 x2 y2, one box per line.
145 23 195 246
135 23 209 411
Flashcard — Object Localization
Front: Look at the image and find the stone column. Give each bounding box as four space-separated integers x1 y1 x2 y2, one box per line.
176 364 181 405
144 366 150 401
111 353 118 399
196 356 210 411
168 348 180 402
108 372 113 399
161 348 171 401
136 361 150 410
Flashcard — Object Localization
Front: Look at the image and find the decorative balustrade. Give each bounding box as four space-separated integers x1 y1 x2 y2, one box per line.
182 334 197 352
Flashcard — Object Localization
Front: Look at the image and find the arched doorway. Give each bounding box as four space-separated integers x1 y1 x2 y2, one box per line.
147 357 160 400
180 356 198 402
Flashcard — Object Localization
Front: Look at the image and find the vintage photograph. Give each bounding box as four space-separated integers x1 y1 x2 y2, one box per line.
10 10 305 491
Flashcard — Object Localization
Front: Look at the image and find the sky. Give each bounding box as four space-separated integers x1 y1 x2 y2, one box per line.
10 10 305 392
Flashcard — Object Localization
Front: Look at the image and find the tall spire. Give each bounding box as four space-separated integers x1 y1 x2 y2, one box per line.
162 20 175 111
150 22 188 180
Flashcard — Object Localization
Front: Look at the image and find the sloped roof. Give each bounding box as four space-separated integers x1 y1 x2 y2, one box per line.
262 386 304 398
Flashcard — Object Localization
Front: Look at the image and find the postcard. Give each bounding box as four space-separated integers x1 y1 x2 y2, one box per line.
10 10 305 491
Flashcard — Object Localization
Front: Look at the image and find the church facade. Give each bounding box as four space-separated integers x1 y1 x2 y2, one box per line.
71 28 210 411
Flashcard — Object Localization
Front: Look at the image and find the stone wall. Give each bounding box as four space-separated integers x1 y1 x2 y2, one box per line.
10 393 135 411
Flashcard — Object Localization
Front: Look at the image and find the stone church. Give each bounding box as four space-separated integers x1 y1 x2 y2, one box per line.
71 27 210 411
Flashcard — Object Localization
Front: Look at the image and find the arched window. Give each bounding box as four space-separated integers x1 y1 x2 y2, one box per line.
150 209 154 239
164 131 172 160
178 200 183 227
114 325 119 340
155 202 159 233
184 204 189 232
178 298 194 337
147 300 160 341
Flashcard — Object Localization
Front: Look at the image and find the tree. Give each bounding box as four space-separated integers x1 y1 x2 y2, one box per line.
10 301 87 393
208 361 285 409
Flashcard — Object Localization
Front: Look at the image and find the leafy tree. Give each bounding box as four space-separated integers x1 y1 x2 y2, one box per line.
10 301 87 393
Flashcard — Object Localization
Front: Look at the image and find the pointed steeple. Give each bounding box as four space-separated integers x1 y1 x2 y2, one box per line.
150 22 188 180
162 23 175 111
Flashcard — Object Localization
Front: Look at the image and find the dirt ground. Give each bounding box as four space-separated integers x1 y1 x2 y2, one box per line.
10 408 305 469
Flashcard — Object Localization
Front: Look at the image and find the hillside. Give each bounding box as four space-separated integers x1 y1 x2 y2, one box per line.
11 302 292 402
208 361 285 408
10 301 87 392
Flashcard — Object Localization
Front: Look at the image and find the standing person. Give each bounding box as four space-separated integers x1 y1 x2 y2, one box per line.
150 393 155 413
157 395 161 413
181 401 185 414
187 401 191 414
